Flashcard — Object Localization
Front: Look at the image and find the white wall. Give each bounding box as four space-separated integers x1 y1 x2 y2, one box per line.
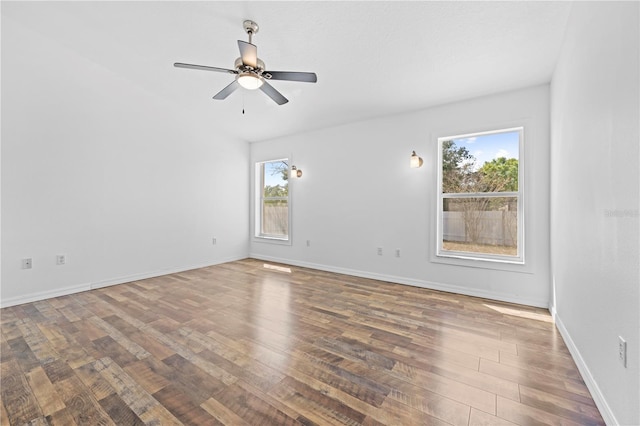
1 14 249 306
251 85 550 308
550 2 640 425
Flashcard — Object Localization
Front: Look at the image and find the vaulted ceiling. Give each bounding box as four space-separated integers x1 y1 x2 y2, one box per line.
2 1 572 142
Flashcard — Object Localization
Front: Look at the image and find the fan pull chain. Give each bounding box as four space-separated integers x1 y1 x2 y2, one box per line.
242 91 245 115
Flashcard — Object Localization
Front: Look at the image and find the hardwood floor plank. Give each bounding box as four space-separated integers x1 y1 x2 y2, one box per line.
0 258 604 425
42 359 75 383
122 360 171 395
386 387 470 426
91 336 138 368
377 396 462 426
25 366 66 416
393 340 480 371
212 382 301 425
479 358 595 405
89 316 150 360
0 371 43 425
98 393 145 426
32 301 65 323
197 347 282 392
496 395 586 426
68 319 107 342
53 376 115 426
235 376 319 424
153 384 223 425
469 407 518 425
93 357 181 424
1 398 9 425
161 353 227 402
7 336 40 373
519 385 604 425
37 323 95 369
269 375 367 426
74 362 118 401
201 396 251 426
44 407 79 426
500 349 583 381
420 361 521 402
127 330 177 360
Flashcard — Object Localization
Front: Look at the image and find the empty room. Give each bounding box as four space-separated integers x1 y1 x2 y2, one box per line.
1 1 638 425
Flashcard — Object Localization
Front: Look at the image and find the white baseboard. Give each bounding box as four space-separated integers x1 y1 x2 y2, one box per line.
249 253 549 308
0 255 247 308
0 282 91 309
553 309 617 426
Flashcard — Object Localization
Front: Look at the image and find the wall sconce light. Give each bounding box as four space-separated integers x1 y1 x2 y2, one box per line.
410 151 423 168
291 165 303 178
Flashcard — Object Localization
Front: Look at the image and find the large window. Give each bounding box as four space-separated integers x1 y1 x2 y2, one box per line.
437 128 523 263
256 158 290 241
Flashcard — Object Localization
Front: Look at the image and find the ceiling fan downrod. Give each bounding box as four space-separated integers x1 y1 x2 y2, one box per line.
243 20 259 44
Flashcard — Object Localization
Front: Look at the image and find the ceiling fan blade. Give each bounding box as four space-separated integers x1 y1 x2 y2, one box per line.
260 81 288 105
238 40 258 69
265 71 317 83
213 80 239 100
174 63 236 74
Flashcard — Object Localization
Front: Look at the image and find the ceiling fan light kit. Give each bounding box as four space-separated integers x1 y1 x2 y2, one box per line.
174 20 317 105
237 73 263 90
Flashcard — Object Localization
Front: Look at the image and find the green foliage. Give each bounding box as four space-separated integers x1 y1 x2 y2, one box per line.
479 157 518 192
442 140 476 193
264 184 288 198
442 141 518 193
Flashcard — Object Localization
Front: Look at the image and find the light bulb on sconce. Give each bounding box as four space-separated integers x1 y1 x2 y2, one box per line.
410 151 423 168
291 165 302 178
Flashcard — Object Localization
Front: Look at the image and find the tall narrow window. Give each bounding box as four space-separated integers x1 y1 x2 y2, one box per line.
256 159 290 240
437 128 523 263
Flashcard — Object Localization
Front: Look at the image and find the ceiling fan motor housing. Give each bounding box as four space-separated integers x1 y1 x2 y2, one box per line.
234 57 265 72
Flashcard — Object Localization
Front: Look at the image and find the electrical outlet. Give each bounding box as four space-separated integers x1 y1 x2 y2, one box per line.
377 247 383 256
56 254 66 265
395 249 401 258
22 258 32 269
212 237 217 245
306 240 311 247
618 336 627 367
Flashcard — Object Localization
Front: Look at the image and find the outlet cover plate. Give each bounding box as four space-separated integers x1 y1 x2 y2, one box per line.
618 336 627 367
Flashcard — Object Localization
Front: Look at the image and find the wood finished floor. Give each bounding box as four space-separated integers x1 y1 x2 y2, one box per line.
1 258 604 426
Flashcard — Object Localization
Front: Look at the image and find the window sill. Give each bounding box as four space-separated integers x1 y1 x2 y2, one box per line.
432 252 532 274
253 235 291 246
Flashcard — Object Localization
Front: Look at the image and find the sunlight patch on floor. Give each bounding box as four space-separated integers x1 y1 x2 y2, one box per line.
263 263 292 273
483 303 552 323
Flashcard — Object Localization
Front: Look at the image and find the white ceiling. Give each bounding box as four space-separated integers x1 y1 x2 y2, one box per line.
2 1 573 142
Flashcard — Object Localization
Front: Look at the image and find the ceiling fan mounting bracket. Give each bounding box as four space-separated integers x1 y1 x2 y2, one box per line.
243 20 259 36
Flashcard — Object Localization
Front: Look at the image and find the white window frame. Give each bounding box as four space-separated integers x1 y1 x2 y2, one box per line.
436 127 524 264
254 158 291 244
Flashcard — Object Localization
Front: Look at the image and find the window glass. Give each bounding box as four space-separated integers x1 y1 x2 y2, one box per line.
438 128 523 262
257 159 289 240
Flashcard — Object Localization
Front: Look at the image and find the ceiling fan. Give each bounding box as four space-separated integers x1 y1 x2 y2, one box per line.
174 20 317 105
